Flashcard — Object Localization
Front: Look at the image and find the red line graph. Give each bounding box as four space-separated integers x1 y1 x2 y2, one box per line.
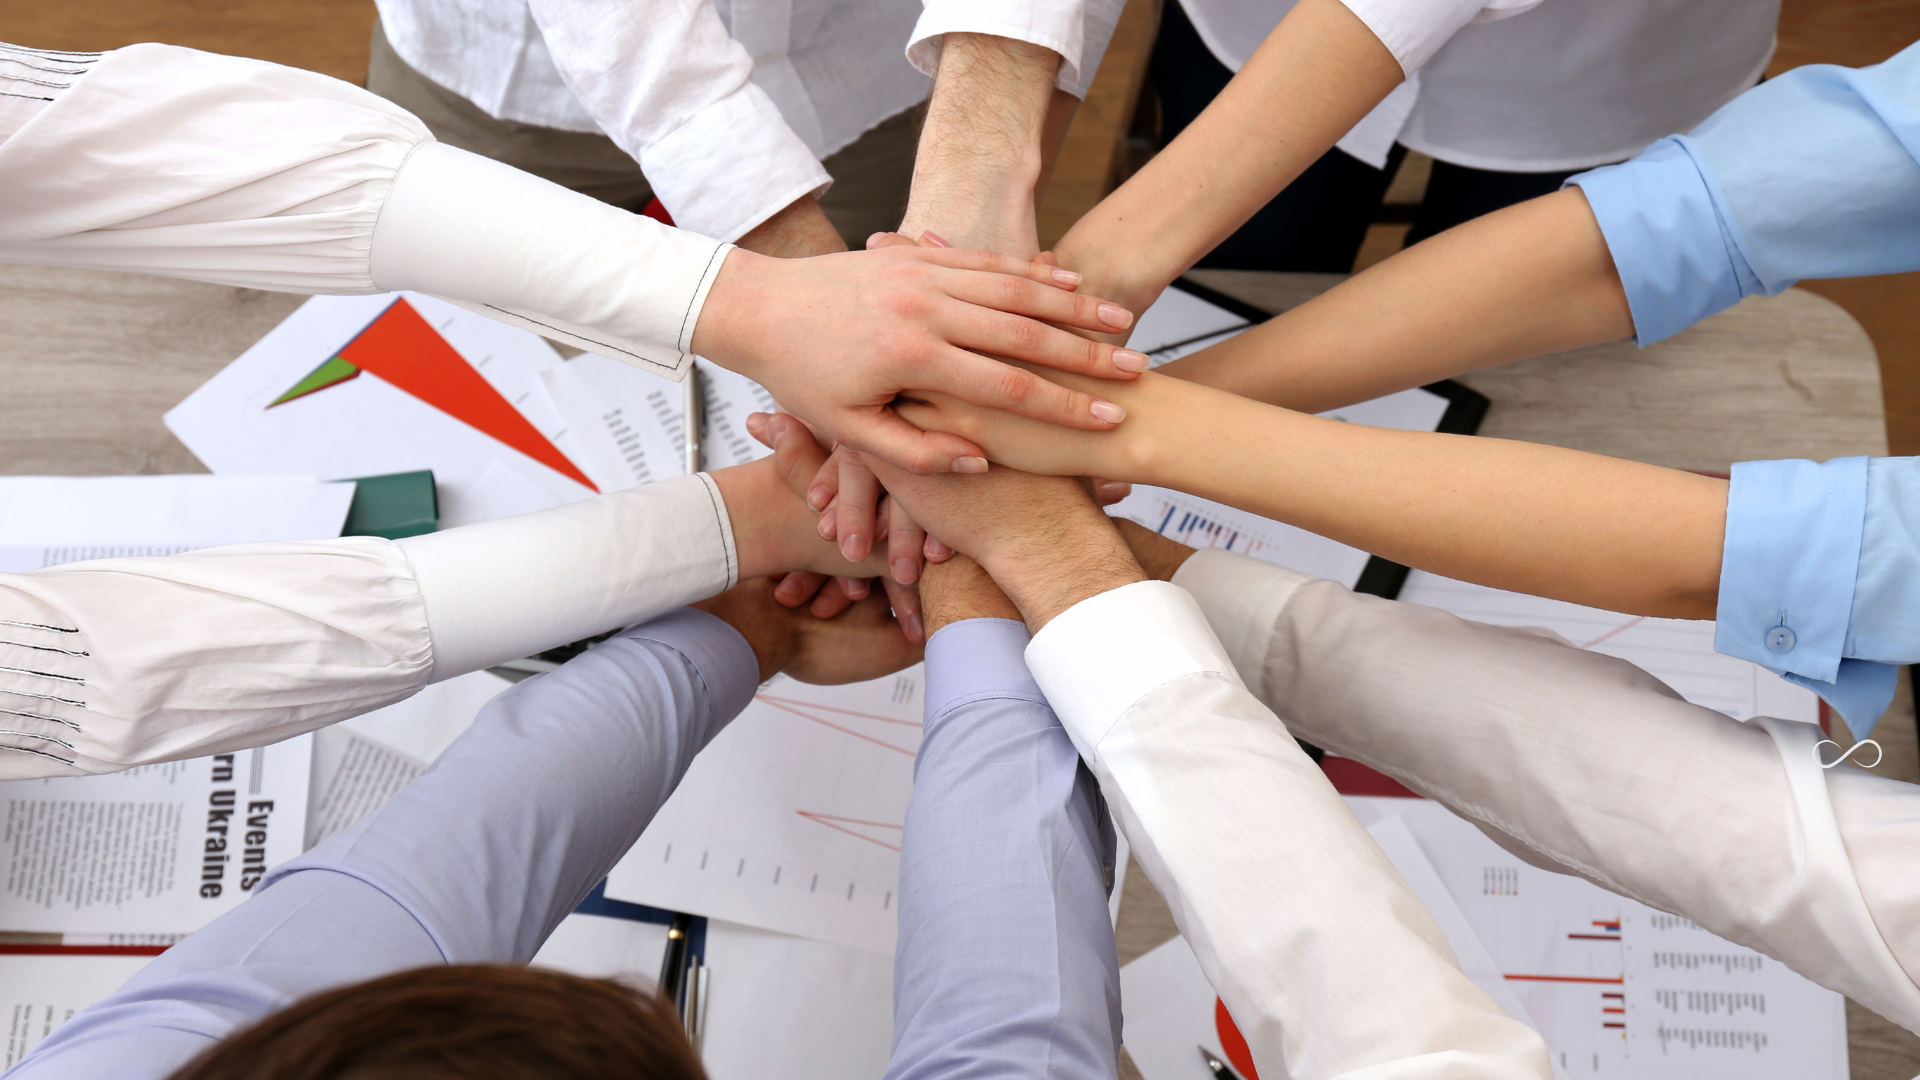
797 811 904 852
1505 974 1625 985
757 696 917 756
756 694 922 727
1581 616 1648 650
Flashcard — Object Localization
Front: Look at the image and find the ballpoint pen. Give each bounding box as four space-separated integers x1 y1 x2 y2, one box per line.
1198 1045 1244 1080
683 364 704 475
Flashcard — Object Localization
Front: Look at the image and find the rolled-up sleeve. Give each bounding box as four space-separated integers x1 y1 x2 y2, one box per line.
906 0 1125 99
1715 457 1900 735
1570 41 1920 346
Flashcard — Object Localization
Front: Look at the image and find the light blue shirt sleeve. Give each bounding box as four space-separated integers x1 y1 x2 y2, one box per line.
1570 41 1920 345
886 617 1121 1080
1716 457 1902 736
10 609 758 1080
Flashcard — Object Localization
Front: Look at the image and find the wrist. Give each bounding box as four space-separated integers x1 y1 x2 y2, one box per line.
978 524 1146 631
920 555 1023 634
687 247 765 370
709 460 811 580
691 589 795 683
1113 519 1196 581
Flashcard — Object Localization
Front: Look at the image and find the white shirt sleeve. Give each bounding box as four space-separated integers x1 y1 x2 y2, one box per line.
1171 547 1920 1034
1337 0 1545 75
0 474 736 780
906 0 1125 99
1024 580 1552 1080
524 0 833 241
0 41 733 379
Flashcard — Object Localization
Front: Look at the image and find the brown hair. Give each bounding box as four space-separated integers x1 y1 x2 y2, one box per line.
167 964 708 1080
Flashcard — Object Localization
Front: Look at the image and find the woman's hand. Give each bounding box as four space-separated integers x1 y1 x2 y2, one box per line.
690 245 1148 475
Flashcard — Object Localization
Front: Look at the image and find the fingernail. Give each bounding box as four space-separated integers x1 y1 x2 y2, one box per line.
1051 267 1082 287
808 484 833 510
840 576 871 600
926 536 953 559
953 456 989 474
866 232 887 249
817 508 837 540
921 230 951 248
1090 400 1126 424
905 612 925 643
893 558 918 585
841 533 868 562
1113 349 1149 373
1098 303 1132 329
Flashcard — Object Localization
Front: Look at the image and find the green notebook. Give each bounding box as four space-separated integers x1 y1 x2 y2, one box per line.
339 470 438 539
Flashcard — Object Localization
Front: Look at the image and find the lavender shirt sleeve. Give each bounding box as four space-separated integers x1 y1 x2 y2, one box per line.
11 608 758 1080
885 617 1122 1080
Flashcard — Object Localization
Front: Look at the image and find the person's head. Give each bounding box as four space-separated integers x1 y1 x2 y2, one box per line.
167 965 707 1080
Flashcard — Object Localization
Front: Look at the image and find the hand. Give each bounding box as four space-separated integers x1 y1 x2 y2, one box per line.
689 244 1147 475
857 458 1145 630
694 577 924 684
920 554 1022 636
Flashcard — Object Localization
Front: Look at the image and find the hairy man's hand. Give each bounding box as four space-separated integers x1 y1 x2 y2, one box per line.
695 577 923 684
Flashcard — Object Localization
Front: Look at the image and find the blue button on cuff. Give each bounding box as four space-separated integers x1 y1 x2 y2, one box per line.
1765 625 1797 654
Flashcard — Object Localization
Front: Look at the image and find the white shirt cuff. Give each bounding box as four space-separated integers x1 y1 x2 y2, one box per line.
639 83 832 242
397 473 737 680
1025 580 1240 748
906 0 1124 99
1336 0 1541 75
370 141 731 380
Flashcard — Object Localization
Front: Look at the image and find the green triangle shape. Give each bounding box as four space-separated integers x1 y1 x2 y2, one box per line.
270 354 361 407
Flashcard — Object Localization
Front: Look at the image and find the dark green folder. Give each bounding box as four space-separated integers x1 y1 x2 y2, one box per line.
339 470 438 539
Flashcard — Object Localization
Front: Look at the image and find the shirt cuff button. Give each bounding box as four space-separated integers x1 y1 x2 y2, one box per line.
1766 625 1797 654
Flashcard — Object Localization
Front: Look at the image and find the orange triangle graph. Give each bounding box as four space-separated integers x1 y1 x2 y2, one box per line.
270 299 597 492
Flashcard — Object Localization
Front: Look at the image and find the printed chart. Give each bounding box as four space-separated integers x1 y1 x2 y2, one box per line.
605 668 926 955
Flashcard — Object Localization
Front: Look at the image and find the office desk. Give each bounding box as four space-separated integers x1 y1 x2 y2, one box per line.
2 263 1915 1078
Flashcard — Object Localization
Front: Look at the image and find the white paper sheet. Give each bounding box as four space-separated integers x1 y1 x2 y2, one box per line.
1343 797 1847 1080
1394 572 1820 723
0 475 355 573
605 669 923 954
539 355 687 492
0 952 156 1066
165 292 598 528
1128 284 1253 365
304 671 511 848
531 912 672 992
0 739 310 935
698 918 894 1080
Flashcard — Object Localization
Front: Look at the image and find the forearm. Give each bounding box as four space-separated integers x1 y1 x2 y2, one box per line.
901 33 1065 254
927 371 1726 618
15 610 758 1078
1160 188 1633 412
1024 583 1552 1079
734 194 848 258
1171 547 1920 1032
889 617 1120 1080
1052 0 1401 309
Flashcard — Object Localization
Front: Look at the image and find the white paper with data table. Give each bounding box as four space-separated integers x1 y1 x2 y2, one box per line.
1345 797 1846 1080
0 952 157 1067
0 475 354 574
0 738 310 935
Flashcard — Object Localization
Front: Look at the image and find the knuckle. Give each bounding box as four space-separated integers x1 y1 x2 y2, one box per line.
993 366 1037 406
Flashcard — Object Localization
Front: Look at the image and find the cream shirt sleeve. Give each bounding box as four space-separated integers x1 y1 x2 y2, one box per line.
906 0 1125 99
1172 547 1920 1036
1024 580 1551 1080
0 475 736 780
0 41 731 380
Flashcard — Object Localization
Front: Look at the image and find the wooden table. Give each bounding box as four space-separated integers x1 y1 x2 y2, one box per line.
3 263 1916 1079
